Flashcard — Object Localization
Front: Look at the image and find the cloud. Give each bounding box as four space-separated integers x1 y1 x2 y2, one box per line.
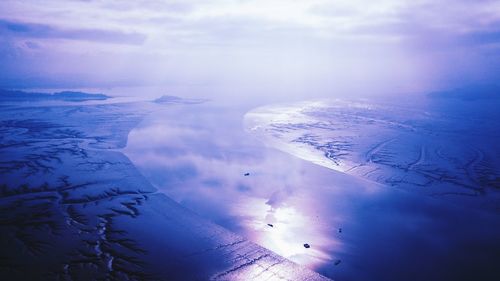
0 19 146 45
463 29 500 45
24 41 40 49
0 0 500 96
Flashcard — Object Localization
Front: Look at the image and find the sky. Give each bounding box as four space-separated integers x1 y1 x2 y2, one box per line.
1 0 500 100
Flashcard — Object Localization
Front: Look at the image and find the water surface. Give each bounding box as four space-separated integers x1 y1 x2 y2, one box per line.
124 101 500 280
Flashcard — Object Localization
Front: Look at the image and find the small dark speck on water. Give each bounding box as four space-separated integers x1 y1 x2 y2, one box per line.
244 172 250 176
334 259 341 266
267 223 274 227
303 243 310 249
338 228 342 233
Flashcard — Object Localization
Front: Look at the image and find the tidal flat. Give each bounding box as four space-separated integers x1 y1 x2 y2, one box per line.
1 91 499 281
125 97 500 281
0 93 328 280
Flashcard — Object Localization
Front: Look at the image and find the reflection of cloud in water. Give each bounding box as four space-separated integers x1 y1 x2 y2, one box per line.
266 187 293 208
124 103 500 280
124 105 344 271
233 196 337 269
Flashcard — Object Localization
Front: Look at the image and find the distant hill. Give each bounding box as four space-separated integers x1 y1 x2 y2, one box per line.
0 89 110 102
154 95 207 104
428 84 500 101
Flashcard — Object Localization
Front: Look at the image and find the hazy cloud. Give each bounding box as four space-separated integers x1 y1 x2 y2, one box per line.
0 0 499 99
0 19 147 45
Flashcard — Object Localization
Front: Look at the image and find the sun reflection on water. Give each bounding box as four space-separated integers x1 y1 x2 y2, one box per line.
234 197 338 271
125 105 347 277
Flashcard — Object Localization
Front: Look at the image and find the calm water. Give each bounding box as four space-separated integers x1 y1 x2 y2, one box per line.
124 101 500 281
